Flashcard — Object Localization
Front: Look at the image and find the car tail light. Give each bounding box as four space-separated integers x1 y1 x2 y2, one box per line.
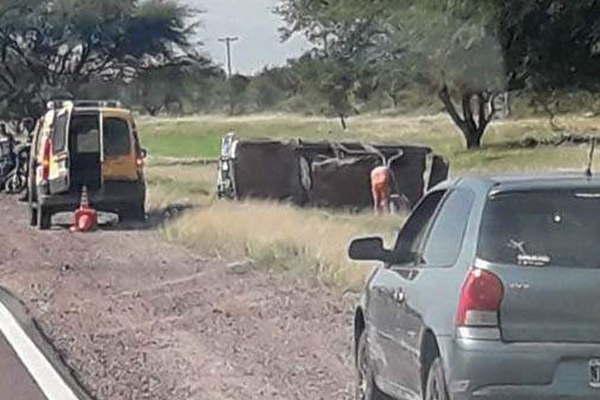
456 268 504 327
42 139 52 181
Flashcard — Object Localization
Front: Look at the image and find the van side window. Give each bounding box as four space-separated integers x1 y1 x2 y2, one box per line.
52 113 68 152
393 191 445 262
421 189 475 267
103 118 131 156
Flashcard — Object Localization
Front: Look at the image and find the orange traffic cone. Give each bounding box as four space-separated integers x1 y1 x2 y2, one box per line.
70 186 98 233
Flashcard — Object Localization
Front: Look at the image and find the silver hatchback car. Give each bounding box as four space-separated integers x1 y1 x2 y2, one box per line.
350 175 600 400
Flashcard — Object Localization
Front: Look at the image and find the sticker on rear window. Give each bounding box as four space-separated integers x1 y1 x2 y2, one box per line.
508 239 551 267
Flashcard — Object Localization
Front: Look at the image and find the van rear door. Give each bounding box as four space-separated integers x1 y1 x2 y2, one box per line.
48 109 70 194
478 189 600 343
68 112 102 191
101 112 138 182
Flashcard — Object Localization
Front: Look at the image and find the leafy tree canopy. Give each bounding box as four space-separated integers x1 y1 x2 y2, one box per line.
0 0 216 118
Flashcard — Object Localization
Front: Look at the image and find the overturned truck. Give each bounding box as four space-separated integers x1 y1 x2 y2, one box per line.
217 133 449 211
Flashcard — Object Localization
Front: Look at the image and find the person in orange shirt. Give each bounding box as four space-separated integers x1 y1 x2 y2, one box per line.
371 166 392 214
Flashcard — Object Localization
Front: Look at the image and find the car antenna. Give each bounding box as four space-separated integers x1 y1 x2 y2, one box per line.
585 136 597 178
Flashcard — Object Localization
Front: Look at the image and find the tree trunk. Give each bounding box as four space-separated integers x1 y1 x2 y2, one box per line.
465 130 483 149
388 91 399 108
339 113 347 130
438 85 496 150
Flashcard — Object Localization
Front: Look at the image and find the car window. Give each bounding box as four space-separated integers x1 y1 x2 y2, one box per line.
70 113 100 154
478 189 600 268
51 113 68 152
393 191 445 262
421 189 475 267
103 117 131 157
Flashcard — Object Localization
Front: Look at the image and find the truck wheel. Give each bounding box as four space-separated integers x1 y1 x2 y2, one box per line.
425 358 449 400
37 206 51 230
356 332 388 400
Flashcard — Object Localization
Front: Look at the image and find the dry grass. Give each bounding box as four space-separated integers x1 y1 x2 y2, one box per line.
146 164 216 211
162 201 403 291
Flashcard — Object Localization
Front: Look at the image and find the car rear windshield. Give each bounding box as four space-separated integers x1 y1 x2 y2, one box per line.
478 189 600 268
103 117 131 157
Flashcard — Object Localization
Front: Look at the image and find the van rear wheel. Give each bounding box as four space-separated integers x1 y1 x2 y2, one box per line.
37 206 51 230
29 205 37 227
120 204 146 222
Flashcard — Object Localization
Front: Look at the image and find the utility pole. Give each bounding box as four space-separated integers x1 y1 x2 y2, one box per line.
218 36 238 78
218 36 239 115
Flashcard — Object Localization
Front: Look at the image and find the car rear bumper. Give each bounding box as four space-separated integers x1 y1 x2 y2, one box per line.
38 180 145 213
439 336 600 400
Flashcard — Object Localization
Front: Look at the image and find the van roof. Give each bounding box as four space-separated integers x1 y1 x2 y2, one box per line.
71 106 131 115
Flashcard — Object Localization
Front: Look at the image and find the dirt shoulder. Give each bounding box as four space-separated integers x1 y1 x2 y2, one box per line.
0 195 355 400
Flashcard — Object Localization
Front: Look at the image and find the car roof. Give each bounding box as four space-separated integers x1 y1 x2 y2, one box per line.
456 173 600 196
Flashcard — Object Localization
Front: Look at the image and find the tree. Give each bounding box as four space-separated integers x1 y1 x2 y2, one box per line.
276 0 506 148
0 0 213 118
229 74 251 115
276 0 387 129
499 1 600 93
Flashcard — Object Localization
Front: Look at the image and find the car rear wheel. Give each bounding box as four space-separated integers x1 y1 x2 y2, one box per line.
425 358 449 400
37 205 51 230
356 331 388 400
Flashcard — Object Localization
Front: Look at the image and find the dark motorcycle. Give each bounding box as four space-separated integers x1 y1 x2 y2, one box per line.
4 143 30 197
0 138 15 189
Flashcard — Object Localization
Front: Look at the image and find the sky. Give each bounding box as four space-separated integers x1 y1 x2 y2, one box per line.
185 0 311 75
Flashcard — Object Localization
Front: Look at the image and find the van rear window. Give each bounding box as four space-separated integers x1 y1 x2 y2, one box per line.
478 190 600 268
103 118 131 156
70 113 100 154
52 113 68 152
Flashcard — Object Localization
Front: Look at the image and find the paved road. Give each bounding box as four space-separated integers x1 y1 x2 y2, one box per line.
0 290 91 400
0 331 47 400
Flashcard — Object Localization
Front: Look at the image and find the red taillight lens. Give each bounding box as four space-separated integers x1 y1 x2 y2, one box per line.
42 139 52 181
456 268 504 327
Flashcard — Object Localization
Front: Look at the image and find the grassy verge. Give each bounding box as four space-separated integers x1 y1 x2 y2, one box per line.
162 201 402 291
145 164 216 211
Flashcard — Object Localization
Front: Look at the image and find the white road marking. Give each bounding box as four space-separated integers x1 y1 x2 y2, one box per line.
0 301 80 400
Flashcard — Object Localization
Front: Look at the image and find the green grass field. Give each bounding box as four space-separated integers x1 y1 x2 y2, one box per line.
142 112 600 290
139 113 600 174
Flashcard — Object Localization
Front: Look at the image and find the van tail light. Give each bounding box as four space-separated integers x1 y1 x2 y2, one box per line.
456 268 504 329
42 139 52 181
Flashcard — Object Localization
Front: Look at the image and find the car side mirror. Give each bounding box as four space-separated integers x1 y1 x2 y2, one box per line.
348 237 395 263
140 148 148 159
